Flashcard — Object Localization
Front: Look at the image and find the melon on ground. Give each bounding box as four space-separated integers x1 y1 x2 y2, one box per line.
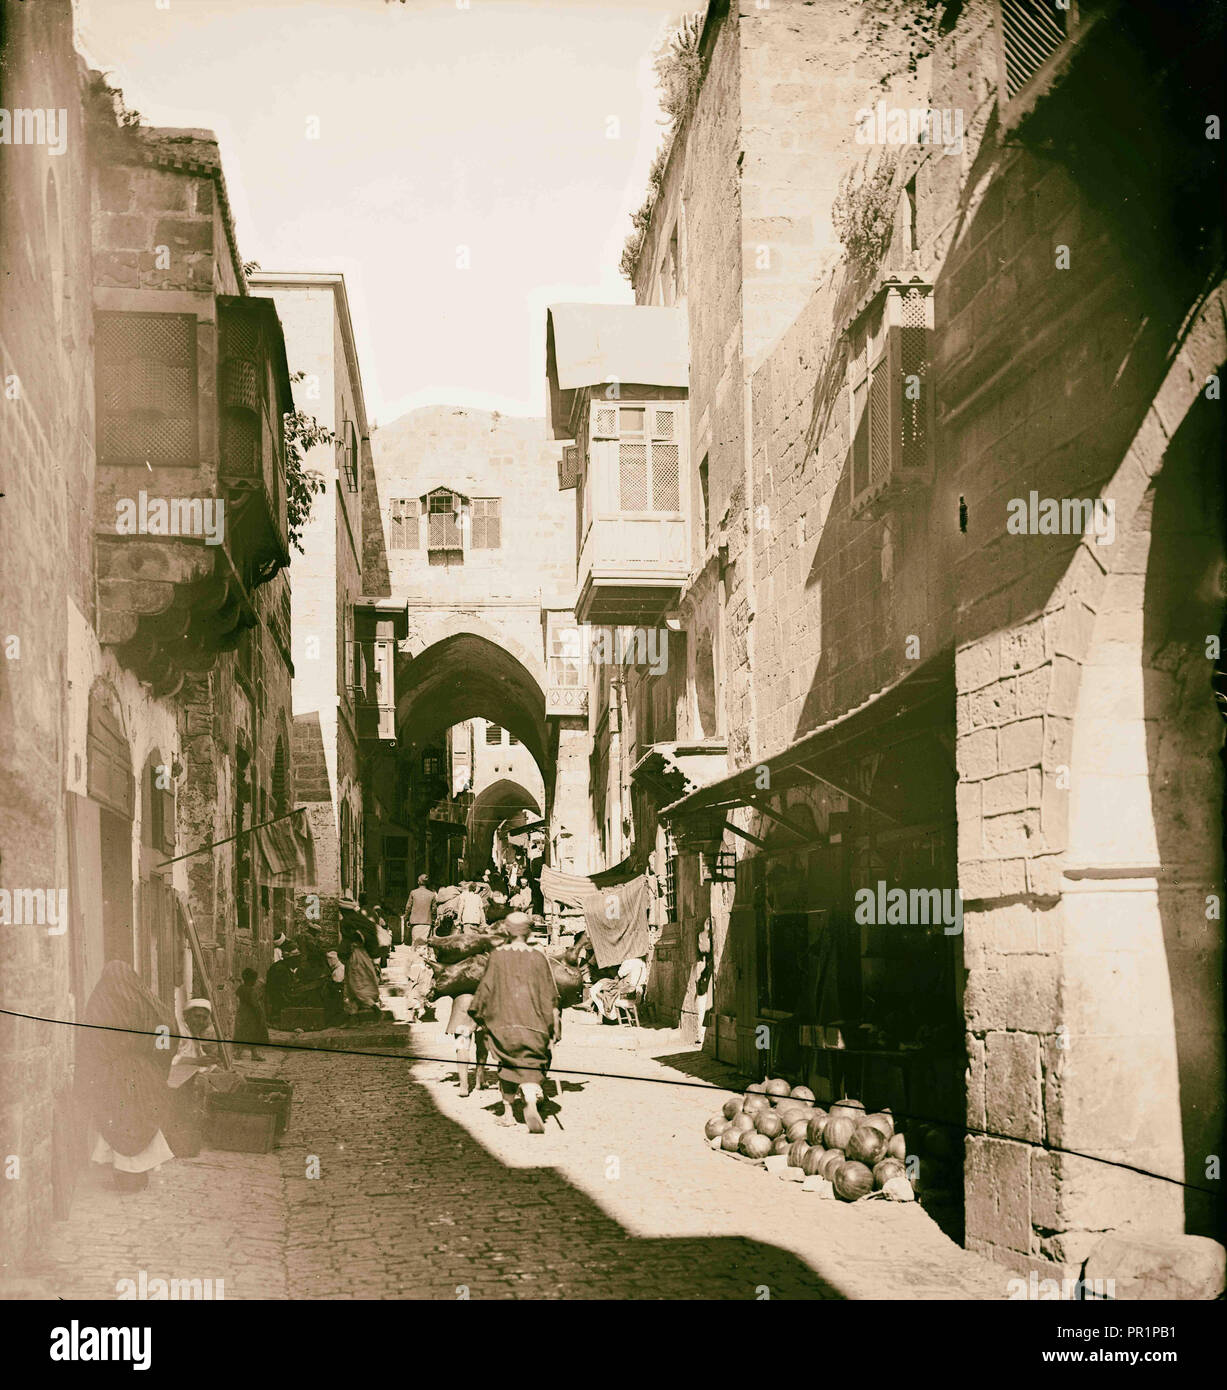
705 1115 732 1140
817 1149 845 1181
828 1099 866 1123
755 1110 784 1139
873 1157 907 1189
786 1118 810 1144
721 1128 743 1151
729 1112 756 1134
864 1111 894 1138
787 1140 811 1168
847 1124 888 1165
790 1085 816 1103
806 1112 829 1145
770 1135 791 1156
742 1093 771 1116
765 1077 791 1098
801 1146 827 1177
722 1096 743 1120
822 1115 856 1151
887 1132 907 1161
834 1160 874 1201
741 1130 773 1159
746 1081 767 1095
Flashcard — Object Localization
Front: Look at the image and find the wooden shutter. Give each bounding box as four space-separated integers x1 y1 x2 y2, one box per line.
390 498 419 549
650 407 680 512
97 312 198 463
472 498 501 549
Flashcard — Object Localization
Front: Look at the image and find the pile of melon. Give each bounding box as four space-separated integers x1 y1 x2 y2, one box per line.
704 1080 914 1203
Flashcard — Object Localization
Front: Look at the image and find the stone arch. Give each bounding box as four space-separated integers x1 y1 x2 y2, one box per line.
958 283 1226 1269
401 609 548 696
465 778 542 878
395 631 549 773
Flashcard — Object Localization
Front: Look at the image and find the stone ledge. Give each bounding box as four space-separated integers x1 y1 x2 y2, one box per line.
1084 1232 1226 1301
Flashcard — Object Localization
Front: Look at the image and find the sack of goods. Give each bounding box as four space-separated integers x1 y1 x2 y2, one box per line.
429 951 584 1008
426 931 506 965
702 1083 918 1203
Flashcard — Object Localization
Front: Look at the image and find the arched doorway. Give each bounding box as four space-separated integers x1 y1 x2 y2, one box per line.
465 778 542 878
383 633 551 891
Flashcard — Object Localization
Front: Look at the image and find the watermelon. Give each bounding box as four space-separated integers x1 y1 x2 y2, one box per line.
786 1119 810 1144
864 1111 894 1138
806 1112 829 1145
817 1149 845 1181
729 1112 756 1134
765 1078 791 1098
742 1093 771 1116
887 1132 907 1161
755 1110 784 1139
705 1115 731 1140
873 1158 907 1189
747 1081 767 1095
770 1136 791 1156
787 1140 810 1168
740 1131 772 1160
828 1099 866 1123
790 1085 816 1104
822 1115 856 1151
834 1160 874 1201
721 1128 743 1151
722 1096 744 1121
847 1124 888 1165
801 1146 827 1177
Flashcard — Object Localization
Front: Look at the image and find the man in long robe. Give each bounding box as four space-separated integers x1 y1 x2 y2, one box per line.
470 912 560 1133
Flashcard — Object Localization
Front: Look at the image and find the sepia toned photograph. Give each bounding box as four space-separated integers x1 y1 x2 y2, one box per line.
1 0 1224 1349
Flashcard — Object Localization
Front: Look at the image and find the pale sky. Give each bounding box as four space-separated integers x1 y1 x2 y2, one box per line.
76 0 683 423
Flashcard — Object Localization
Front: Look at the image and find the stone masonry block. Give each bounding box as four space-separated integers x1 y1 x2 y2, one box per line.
965 1135 1032 1253
985 1030 1043 1143
956 635 999 692
1084 1234 1225 1301
959 727 999 780
960 859 1003 902
998 717 1043 772
1000 620 1045 676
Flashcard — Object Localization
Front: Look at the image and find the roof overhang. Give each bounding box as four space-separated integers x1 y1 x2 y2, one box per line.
631 740 728 806
659 655 955 826
545 303 689 439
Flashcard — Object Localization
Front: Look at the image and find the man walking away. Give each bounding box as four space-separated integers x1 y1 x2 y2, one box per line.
407 874 436 945
471 912 560 1133
458 881 486 930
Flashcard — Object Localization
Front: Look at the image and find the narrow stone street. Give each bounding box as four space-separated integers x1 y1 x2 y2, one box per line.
42 1016 1004 1301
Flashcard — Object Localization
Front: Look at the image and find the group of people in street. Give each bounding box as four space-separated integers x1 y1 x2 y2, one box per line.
76 859 651 1183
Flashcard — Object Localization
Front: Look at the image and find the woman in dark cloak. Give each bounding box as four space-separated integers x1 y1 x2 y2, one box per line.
77 961 176 1192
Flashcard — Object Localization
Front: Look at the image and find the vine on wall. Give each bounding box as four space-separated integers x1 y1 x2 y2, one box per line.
619 11 705 284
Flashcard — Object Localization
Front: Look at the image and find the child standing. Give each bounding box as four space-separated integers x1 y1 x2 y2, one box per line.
234 967 269 1060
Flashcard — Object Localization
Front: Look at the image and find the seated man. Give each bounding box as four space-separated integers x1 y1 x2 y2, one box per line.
590 955 648 1022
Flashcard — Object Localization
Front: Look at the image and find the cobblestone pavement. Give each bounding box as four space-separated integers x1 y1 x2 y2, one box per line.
39 1015 1007 1300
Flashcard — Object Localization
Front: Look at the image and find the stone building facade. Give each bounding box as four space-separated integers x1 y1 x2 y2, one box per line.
249 272 381 931
566 0 1224 1285
1 0 300 1270
362 406 580 885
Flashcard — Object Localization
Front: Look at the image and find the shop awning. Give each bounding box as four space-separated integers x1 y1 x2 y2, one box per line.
545 304 689 439
540 854 644 908
631 739 728 805
658 655 954 828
